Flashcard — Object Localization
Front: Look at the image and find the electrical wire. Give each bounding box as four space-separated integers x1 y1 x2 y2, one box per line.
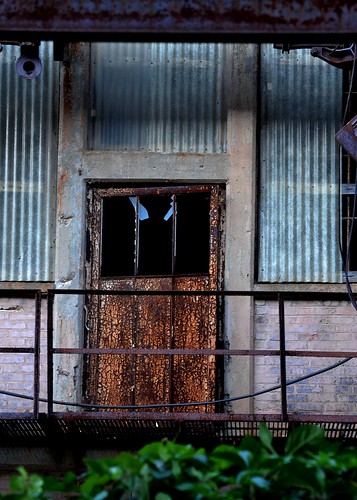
0 355 350 410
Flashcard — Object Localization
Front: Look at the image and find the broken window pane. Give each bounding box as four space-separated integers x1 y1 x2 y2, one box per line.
100 190 211 277
138 195 173 275
101 197 135 276
175 193 210 275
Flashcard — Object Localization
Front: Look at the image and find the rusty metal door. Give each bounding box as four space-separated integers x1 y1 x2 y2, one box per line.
85 185 224 412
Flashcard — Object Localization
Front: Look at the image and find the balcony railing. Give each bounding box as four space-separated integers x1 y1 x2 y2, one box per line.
0 288 357 444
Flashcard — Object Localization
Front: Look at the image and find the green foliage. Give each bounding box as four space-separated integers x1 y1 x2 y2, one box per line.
1 424 357 499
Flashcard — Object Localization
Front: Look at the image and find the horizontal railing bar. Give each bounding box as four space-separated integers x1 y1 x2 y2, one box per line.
0 289 44 298
52 347 357 358
0 348 35 353
50 412 357 423
48 289 354 301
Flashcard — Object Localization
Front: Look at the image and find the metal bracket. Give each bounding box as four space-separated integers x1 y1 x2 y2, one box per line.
336 115 357 161
274 43 356 69
311 45 356 69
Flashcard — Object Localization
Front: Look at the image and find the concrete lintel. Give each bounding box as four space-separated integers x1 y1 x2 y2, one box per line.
82 151 231 183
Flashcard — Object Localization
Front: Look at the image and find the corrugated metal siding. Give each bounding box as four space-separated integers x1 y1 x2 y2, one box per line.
259 45 343 283
88 43 230 153
0 43 59 281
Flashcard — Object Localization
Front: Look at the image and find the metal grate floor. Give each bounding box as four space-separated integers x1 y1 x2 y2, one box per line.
0 413 356 447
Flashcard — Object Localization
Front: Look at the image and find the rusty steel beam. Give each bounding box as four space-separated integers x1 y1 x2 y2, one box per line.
0 1 356 42
52 347 357 358
52 411 357 422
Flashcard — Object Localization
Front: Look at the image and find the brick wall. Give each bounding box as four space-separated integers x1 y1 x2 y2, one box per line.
254 300 357 415
1 295 356 416
0 298 47 413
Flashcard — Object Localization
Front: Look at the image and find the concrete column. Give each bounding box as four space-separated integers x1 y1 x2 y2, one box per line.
225 44 257 413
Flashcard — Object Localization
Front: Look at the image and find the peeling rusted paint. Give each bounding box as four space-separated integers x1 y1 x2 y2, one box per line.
0 1 355 39
85 185 224 412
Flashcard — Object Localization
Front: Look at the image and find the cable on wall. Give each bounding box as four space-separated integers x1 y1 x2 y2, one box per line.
0 355 350 410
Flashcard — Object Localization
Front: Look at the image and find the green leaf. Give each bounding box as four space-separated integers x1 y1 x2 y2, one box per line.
250 475 270 490
5 431 357 500
284 424 325 455
236 450 252 468
211 444 253 469
155 493 172 500
259 423 276 454
239 435 268 460
93 491 109 500
176 482 195 491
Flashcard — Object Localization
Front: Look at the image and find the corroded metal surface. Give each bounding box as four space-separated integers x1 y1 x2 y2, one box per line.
0 1 356 40
88 278 173 410
85 185 223 412
86 279 217 412
171 277 215 412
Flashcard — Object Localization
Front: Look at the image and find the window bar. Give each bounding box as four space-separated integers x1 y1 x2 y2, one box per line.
278 293 288 421
172 194 177 275
33 289 42 419
134 196 140 277
132 196 140 406
169 194 177 409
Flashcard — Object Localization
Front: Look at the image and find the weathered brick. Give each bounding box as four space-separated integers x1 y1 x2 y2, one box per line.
254 299 357 415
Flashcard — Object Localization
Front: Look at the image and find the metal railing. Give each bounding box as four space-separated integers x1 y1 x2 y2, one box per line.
0 289 42 418
46 288 357 420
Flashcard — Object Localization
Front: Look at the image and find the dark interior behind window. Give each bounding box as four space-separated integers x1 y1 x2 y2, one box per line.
101 191 210 277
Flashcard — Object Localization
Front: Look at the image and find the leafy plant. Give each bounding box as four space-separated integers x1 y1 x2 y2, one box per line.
1 424 357 499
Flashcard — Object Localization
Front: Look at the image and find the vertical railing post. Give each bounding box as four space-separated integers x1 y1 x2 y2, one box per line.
33 289 41 419
47 289 54 416
278 293 288 421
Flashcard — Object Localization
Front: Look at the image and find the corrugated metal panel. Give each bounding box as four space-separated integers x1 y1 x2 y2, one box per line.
258 45 343 283
88 42 229 153
0 43 59 281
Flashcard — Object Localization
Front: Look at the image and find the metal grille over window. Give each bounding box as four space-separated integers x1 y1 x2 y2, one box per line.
258 45 343 283
0 42 59 281
88 43 230 153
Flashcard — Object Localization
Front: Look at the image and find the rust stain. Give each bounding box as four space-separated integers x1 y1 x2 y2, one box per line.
58 171 70 195
57 171 70 212
0 1 356 36
85 185 224 413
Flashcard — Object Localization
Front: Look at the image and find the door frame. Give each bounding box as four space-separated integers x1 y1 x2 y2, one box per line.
84 183 226 411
